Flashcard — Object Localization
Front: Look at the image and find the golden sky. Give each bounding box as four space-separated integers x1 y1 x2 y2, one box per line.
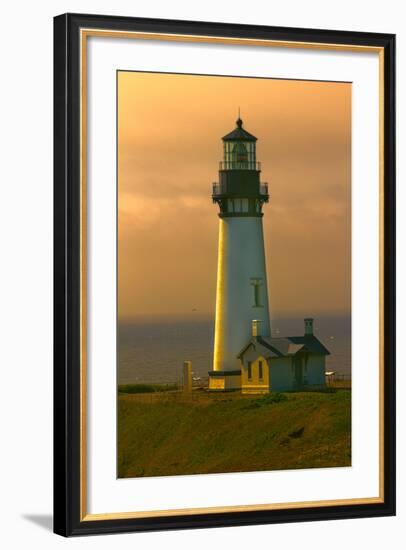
118 71 351 320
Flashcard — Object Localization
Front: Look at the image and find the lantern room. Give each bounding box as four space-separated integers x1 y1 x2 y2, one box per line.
221 117 258 170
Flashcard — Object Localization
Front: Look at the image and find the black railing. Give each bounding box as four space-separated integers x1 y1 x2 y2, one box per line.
219 161 261 171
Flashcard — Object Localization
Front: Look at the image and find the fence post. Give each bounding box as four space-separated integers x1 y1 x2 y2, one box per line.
183 361 192 393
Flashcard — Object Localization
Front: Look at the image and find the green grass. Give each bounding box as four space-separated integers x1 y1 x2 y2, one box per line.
118 390 351 478
118 383 179 394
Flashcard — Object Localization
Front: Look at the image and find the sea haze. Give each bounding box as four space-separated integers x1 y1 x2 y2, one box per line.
118 314 351 385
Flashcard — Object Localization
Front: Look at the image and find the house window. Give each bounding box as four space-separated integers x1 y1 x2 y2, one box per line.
258 360 263 380
247 361 252 380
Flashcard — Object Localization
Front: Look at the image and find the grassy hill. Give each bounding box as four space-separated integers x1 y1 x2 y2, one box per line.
118 389 351 478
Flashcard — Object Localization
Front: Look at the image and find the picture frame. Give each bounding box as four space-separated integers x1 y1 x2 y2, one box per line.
53 12 396 536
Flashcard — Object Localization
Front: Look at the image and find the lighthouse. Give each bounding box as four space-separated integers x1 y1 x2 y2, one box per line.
208 117 271 391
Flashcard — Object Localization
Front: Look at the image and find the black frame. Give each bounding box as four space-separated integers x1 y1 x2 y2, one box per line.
54 13 396 537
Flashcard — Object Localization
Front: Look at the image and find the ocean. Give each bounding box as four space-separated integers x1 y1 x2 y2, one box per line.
118 315 351 385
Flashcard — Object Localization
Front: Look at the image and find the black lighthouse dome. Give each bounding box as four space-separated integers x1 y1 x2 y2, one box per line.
222 117 258 142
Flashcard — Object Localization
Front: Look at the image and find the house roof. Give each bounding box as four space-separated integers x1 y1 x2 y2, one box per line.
237 339 280 360
237 334 330 359
286 335 330 355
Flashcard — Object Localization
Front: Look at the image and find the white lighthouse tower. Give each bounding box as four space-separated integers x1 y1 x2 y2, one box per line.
209 117 271 391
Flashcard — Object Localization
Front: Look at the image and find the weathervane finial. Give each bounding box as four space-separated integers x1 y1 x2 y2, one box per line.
236 107 243 128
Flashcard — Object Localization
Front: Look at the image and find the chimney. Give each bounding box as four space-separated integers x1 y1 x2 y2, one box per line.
304 318 314 335
252 319 262 338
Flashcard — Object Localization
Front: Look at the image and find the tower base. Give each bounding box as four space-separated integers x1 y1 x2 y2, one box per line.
208 370 241 391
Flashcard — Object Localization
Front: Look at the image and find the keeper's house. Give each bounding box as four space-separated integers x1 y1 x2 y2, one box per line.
237 318 330 394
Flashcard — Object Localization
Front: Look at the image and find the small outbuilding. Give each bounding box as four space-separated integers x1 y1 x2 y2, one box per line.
238 318 330 394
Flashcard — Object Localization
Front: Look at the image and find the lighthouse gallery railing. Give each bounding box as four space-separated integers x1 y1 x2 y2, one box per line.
219 160 261 171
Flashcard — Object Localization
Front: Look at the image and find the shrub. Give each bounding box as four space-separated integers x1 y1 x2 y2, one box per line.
262 392 288 404
241 392 288 409
118 383 178 394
